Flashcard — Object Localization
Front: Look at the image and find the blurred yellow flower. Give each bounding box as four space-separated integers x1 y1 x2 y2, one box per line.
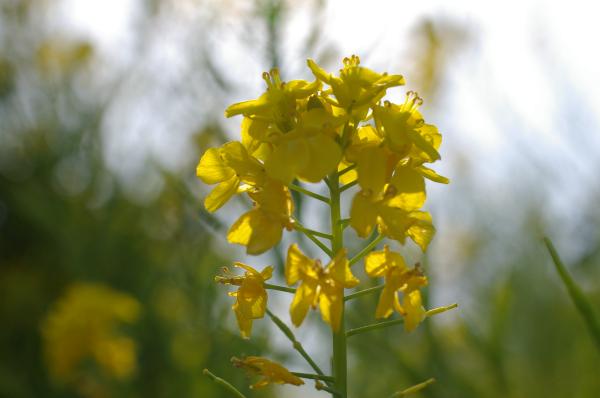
41 283 140 383
365 245 428 331
285 244 359 331
216 263 273 339
232 356 304 389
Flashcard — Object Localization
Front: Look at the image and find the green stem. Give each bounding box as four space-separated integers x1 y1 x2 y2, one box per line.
344 285 385 302
264 283 296 294
349 234 385 266
337 164 356 177
291 372 335 382
346 318 404 338
293 222 333 240
293 219 334 257
289 184 330 203
328 171 347 398
265 309 331 385
203 368 247 398
340 180 358 192
388 378 436 397
544 237 600 352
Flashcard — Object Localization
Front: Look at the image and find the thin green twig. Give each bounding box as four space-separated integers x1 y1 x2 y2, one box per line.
544 237 600 352
340 180 358 192
203 368 247 398
389 378 436 397
316 382 342 396
266 309 332 386
291 372 335 382
346 318 404 338
349 234 385 266
344 285 385 302
337 164 356 177
293 219 334 257
289 184 330 203
264 283 296 294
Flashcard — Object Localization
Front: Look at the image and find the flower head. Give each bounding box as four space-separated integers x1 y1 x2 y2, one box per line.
365 245 428 331
232 356 304 389
285 244 359 331
216 263 273 339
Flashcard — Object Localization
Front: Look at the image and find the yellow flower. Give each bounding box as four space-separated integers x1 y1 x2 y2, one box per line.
227 179 294 254
216 263 273 339
307 55 405 113
196 141 266 212
225 68 320 133
232 356 304 389
285 244 359 331
262 106 344 184
365 245 428 331
350 162 437 251
41 283 140 383
373 92 445 166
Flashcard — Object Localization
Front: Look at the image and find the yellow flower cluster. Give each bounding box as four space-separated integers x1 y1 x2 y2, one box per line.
41 283 140 383
231 356 304 389
198 56 449 378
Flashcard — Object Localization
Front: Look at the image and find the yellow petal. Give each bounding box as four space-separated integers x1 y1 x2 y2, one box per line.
407 211 435 252
227 209 283 255
204 176 239 212
386 165 426 211
233 303 253 339
224 94 269 118
285 244 313 286
290 282 318 327
306 59 331 83
403 290 426 332
338 160 357 185
196 147 234 184
357 146 388 193
375 285 396 319
237 279 267 319
350 192 378 238
326 249 359 288
318 287 343 332
298 134 342 183
416 165 449 184
264 138 309 184
365 250 388 277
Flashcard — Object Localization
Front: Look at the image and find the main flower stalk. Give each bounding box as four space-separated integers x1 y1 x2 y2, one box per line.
328 170 347 397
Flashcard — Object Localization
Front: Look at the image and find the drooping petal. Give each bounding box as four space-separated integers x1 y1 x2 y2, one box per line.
326 249 358 288
406 211 435 252
204 176 239 212
350 192 379 238
386 165 426 211
416 165 449 184
403 290 426 332
285 243 313 286
375 284 397 319
356 146 389 193
196 147 234 184
318 286 343 332
306 59 332 84
289 282 318 327
227 209 283 255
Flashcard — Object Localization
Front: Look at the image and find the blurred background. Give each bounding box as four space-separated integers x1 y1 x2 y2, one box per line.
1 0 599 397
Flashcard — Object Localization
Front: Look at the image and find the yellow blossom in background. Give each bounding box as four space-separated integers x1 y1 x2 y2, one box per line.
231 356 304 389
365 245 428 331
215 263 273 339
41 283 140 383
285 244 359 331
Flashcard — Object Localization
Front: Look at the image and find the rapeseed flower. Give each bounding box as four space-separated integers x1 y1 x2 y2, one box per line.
365 245 428 331
285 244 359 332
216 263 273 339
232 356 304 389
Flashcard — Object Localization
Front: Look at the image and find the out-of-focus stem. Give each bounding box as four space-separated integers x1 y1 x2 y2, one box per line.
203 368 247 398
544 237 600 352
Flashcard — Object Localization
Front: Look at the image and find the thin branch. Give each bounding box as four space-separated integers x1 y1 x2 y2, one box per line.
266 309 332 386
349 234 385 266
203 369 247 398
264 283 296 294
291 372 335 382
337 164 356 177
316 381 342 396
340 180 358 192
344 285 385 302
388 378 436 397
346 318 404 338
544 237 600 352
294 224 333 240
289 184 330 203
293 219 334 257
